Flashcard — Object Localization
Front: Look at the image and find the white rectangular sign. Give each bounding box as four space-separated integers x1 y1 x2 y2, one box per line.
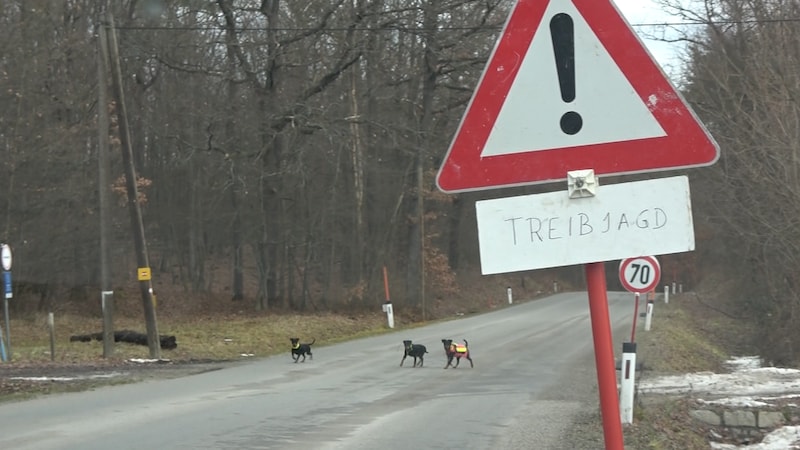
475 176 694 274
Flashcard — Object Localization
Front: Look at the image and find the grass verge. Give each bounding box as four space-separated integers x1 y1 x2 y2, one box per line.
4 311 394 363
622 291 751 449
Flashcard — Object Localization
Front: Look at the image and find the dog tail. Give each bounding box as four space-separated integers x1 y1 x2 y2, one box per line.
464 339 468 347
310 338 316 345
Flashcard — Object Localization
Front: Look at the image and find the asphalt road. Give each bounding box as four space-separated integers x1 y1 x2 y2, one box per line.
0 291 635 449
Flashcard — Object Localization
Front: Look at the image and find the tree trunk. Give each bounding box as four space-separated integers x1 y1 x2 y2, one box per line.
406 1 439 316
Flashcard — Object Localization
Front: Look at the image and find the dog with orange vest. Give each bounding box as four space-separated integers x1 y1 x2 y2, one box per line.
442 339 473 369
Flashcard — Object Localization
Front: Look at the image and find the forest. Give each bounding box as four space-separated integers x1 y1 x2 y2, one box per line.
1 0 800 364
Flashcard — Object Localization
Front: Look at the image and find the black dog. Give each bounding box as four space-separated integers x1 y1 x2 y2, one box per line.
290 337 315 363
400 340 427 367
442 339 473 369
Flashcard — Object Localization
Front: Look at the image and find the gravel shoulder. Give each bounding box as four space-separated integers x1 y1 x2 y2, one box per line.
0 359 238 403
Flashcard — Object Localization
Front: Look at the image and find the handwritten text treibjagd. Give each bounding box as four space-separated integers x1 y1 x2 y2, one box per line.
475 176 693 274
504 208 668 244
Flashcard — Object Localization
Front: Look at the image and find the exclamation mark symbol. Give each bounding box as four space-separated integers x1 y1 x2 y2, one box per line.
550 13 583 135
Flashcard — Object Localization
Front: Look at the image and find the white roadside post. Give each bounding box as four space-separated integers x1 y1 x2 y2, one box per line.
381 266 394 328
620 342 637 424
664 285 669 304
507 286 513 304
382 302 394 329
48 312 55 361
644 300 654 331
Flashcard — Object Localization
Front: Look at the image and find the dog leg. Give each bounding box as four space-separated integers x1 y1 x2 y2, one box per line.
401 355 407 367
468 356 474 368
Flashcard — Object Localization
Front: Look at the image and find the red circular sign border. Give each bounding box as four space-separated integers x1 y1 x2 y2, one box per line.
619 256 661 293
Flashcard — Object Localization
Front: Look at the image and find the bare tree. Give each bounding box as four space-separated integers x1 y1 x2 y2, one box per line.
681 0 800 363
0 0 514 316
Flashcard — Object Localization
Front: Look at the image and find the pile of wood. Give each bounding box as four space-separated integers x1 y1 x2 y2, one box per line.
70 330 177 350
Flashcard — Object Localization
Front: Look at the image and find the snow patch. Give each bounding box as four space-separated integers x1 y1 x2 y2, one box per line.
640 357 800 449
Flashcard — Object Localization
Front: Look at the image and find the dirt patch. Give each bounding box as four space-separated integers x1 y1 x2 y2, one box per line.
0 359 236 403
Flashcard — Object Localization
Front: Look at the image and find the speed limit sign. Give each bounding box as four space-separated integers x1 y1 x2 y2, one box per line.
619 256 661 293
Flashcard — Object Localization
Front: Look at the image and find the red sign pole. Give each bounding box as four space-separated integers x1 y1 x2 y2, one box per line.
630 292 640 343
585 262 625 449
382 266 391 302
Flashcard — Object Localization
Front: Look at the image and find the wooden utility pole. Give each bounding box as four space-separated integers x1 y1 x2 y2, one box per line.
418 158 426 322
97 20 115 358
105 11 161 359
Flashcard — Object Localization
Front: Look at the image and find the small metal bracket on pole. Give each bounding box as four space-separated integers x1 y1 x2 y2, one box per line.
567 169 598 198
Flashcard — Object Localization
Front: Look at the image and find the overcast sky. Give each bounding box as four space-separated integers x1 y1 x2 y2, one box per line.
613 0 688 80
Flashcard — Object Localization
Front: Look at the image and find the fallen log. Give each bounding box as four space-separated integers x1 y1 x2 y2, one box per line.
70 330 177 350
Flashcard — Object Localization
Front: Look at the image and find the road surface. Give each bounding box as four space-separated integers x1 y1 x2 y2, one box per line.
0 291 637 449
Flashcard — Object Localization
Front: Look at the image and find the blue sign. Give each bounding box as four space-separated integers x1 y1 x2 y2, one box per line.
3 271 11 299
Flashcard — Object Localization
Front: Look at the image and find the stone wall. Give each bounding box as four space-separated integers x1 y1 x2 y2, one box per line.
690 405 796 444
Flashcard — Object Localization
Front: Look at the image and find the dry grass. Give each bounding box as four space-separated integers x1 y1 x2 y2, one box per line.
635 301 729 374
3 311 392 364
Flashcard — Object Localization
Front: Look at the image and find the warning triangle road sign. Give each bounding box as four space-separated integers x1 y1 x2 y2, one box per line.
436 0 720 193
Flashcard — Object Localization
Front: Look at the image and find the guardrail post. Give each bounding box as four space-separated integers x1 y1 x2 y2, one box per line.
619 342 637 424
382 302 395 328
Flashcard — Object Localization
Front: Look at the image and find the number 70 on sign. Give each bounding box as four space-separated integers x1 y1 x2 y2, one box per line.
619 256 661 293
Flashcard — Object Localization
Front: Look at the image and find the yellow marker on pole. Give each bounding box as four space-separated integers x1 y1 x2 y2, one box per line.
139 269 155 308
137 267 151 281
